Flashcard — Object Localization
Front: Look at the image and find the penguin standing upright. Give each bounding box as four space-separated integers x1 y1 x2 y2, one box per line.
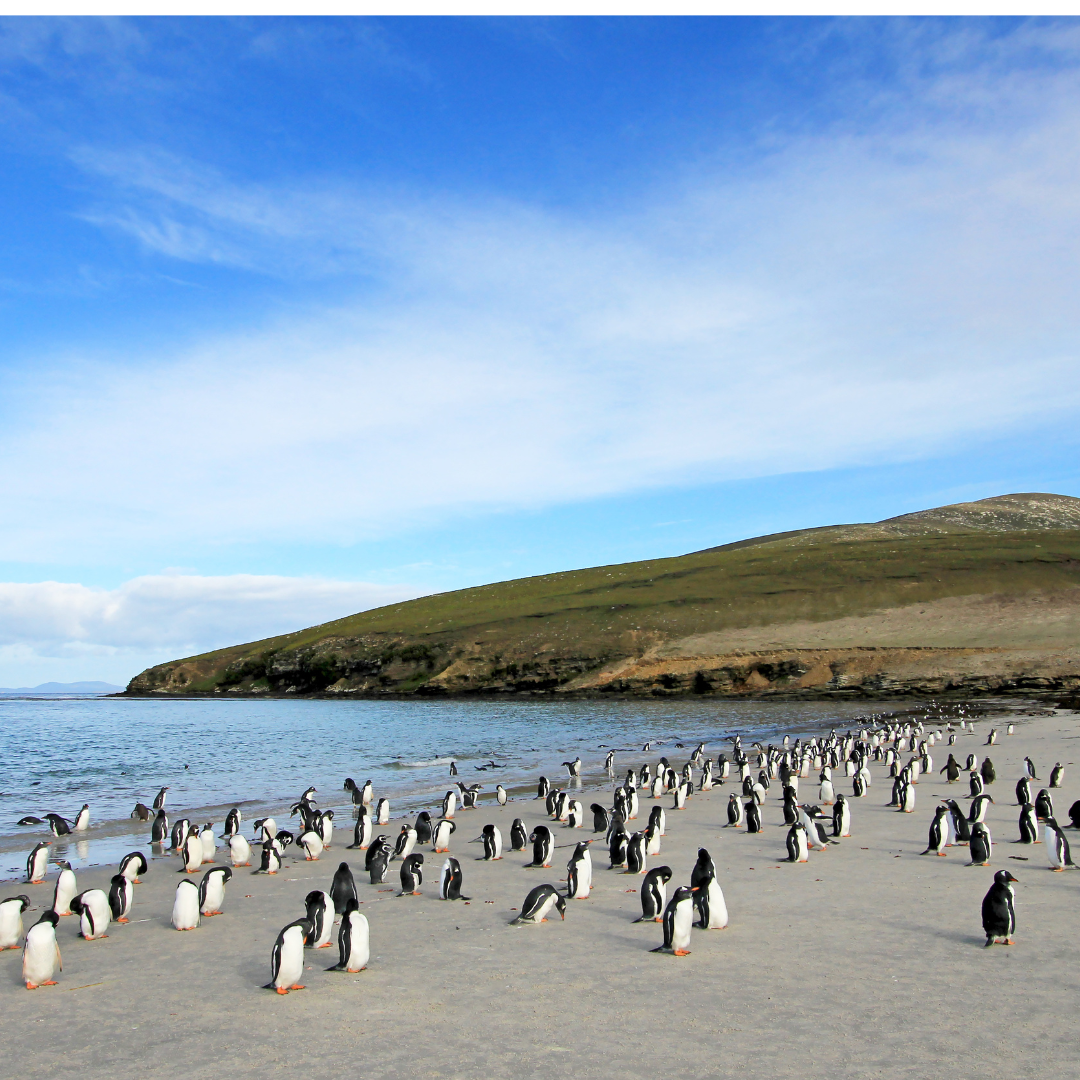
968 771 984 799
510 818 528 851
1050 763 1065 789
255 841 281 875
349 809 374 851
22 910 61 989
26 842 50 885
70 890 110 940
1016 776 1032 806
72 805 90 832
725 794 745 828
566 842 593 899
223 807 242 837
265 919 311 994
510 884 566 925
108 874 134 923
181 831 203 873
475 823 503 861
0 895 31 949
51 862 77 915
1024 757 1039 780
969 793 994 824
832 794 851 838
1017 802 1039 844
625 832 647 875
496 785 508 806
528 825 554 868
691 848 728 929
652 886 694 955
412 811 432 845
304 890 334 948
636 866 672 922
1043 818 1075 871
170 818 191 852
745 799 762 834
1035 789 1054 821
922 805 950 856
200 823 217 863
431 818 456 853
392 825 418 862
398 853 425 896
198 866 232 916
367 844 391 885
438 856 469 900
981 870 1017 946
328 900 368 973
442 790 457 819
607 822 628 869
171 880 201 930
786 822 809 863
151 809 169 845
330 863 357 915
946 800 971 844
968 822 993 866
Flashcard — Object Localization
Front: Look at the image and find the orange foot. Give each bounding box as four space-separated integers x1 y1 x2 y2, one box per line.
937 853 948 857
1052 867 1064 872
41 980 57 985
317 942 333 948
289 984 305 990
673 949 691 956
276 987 289 995
117 918 130 924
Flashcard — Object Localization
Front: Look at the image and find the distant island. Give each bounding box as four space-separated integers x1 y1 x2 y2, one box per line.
0 681 124 696
127 493 1080 701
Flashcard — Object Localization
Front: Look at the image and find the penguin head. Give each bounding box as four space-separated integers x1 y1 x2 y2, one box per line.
56 860 72 870
13 895 30 912
994 870 1018 884
554 895 567 920
37 910 60 928
343 898 359 916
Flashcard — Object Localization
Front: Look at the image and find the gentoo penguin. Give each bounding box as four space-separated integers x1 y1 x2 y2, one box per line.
442 790 457 819
26 842 50 884
108 873 134 923
562 757 582 778
72 804 90 832
725 794 745 828
636 866 672 922
800 807 832 850
475 823 503 861
199 866 232 916
1043 818 1075 871
986 728 997 746
449 762 458 777
625 832 647 875
392 825 418 862
652 886 694 955
300 831 324 861
153 786 169 810
17 816 44 826
650 775 664 799
510 818 528 851
265 918 312 994
343 778 364 805
51 862 77 915
819 777 835 806
349 809 374 851
692 865 728 930
318 810 335 847
438 856 469 900
566 842 593 899
946 800 972 844
413 811 433 845
0 895 31 949
22 910 61 989
786 822 809 863
607 822 628 869
327 863 357 916
968 822 993 866
223 807 242 837
199 823 217 863
940 755 961 783
965 753 978 772
968 771 983 799
118 851 148 885
432 818 456 853
536 776 550 800
367 845 391 885
981 870 1018 946
647 804 666 838
969 793 994 824
745 799 762 834
254 842 281 875
510 884 566 925
496 785 508 806
1050 763 1065 789
643 819 662 856
181 831 203 873
783 788 800 824
832 794 851 838
1035 789 1054 821
980 758 996 785
567 800 585 828
255 817 278 841
70 889 111 939
229 833 252 867
170 818 191 852
553 791 570 822
398 853 425 896
528 825 554 868
627 787 640 820
374 799 390 825
151 809 169 845
359 780 374 807
1024 757 1039 780
328 900 368 972
1016 776 1032 806
171 880 200 930
45 813 72 836
605 750 616 774
922 805 950 856
304 890 335 947
899 781 917 814
1017 802 1040 844
672 784 687 811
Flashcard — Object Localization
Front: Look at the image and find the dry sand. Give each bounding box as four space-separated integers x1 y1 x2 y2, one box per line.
3 707 1080 1080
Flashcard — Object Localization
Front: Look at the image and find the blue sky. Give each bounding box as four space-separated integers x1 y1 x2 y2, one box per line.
2 16 1080 686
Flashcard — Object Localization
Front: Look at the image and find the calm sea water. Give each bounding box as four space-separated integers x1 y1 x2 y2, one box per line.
0 695 901 880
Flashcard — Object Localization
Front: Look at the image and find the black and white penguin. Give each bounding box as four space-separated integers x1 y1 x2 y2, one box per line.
367 845 391 885
45 813 71 837
899 780 917 814
968 771 983 799
1016 776 1032 806
832 794 851 838
328 899 368 972
1017 802 1039 844
1049 763 1065 789
567 799 585 828
652 885 694 955
1068 800 1080 830
318 810 335 848
26 842 50 885
328 862 357 915
607 822 628 869
510 883 566 925
536 776 550 800
359 780 374 807
108 874 134 923
299 831 324 861
70 805 90 833
304 890 334 948
343 778 363 805
946 800 971 844
940 755 961 783
17 816 44 826
118 851 148 885
691 865 728 930
496 785 507 806
648 804 666 837
981 870 1017 946
510 818 528 851
625 832 647 875
69 889 110 939
170 818 191 852
229 833 252 867
438 856 469 900
265 918 311 994
553 791 570 822
725 793 745 828
745 799 762 834
398 853 424 896
151 808 169 845
171 879 200 930
922 805 950 856
180 830 203 873
223 807 242 838
200 823 217 863
672 784 687 811
392 825 418 862
968 793 994 824
198 866 232 916
432 818 456 853
1035 789 1054 821
153 786 169 810
449 762 458 777
1024 757 1039 780
375 798 390 825
968 821 992 866
562 757 582 779
475 823 503 861
636 866 672 922
255 841 281 875
22 910 61 989
441 790 457 819
786 821 809 863
643 819 662 856
566 841 593 899
528 825 554 868
783 788 800 824
411 811 431 845
965 753 978 772
0 894 31 949
1043 817 1075 871
348 809 374 852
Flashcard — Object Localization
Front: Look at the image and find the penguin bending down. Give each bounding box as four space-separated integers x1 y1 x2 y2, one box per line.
566 842 593 899
528 825 554 868
636 866 672 922
330 862 358 915
652 886 694 955
0 895 30 948
229 833 252 867
299 831 324 861
510 884 566 925
832 794 851 838
119 851 148 884
473 823 503 861
51 862 77 915
510 818 528 851
304 890 335 947
968 822 993 866
922 805 950 856
367 846 391 885
328 900 369 972
349 810 374 851
432 818 456 853
22 911 61 989
199 866 232 916
255 842 281 875
1043 818 1076 871
1017 803 1039 844
265 919 312 994
108 874 134 923
439 856 469 900
172 880 201 930
70 890 110 940
981 870 1017 946
786 822 809 863
398 853 425 896
26 842 50 885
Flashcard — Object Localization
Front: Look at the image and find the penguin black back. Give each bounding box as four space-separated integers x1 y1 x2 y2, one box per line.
330 862 357 914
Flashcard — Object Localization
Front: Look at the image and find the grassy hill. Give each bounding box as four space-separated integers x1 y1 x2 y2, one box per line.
126 493 1080 699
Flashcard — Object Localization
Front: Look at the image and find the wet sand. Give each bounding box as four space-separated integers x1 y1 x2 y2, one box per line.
2 707 1079 1079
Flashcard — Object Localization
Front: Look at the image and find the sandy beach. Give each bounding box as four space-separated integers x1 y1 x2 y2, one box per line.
3 705 1079 1080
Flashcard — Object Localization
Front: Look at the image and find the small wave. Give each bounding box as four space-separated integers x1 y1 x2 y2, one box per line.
387 757 457 769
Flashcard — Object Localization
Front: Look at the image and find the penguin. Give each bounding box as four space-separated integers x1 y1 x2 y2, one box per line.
801 807 832 850
528 825 554 868
72 805 90 832
108 873 134 923
562 757 582 779
475 823 503 861
229 833 252 867
398 853 425 896
118 851 148 885
725 793 745 828
981 870 1017 946
965 753 978 772
392 825 418 862
22 910 61 989
304 890 335 947
405 811 429 846
899 781 916 814
26 842 50 885
349 809 374 851
199 823 217 863
0 895 31 949
672 784 687 811
625 832 647 875
1024 757 1039 780
367 845 391 885
650 775 664 799
566 842 593 899
648 804 666 837
449 762 458 777
922 805 950 856
832 793 851 838
968 822 992 866
643 819 662 856
969 793 994 824
567 800 585 828
323 863 356 917
607 822 628 870
223 807 242 837
328 900 368 972
510 884 566 925
45 813 72 837
652 885 694 955
1069 800 1080 830
536 776 550 800
49 862 77 915
17 816 44 826
1035 789 1054 821
786 821 809 863
940 755 961 783
605 750 616 774
318 810 335 848
300 831 324 861
1050 763 1065 789
198 865 232 916
819 777 835 806
255 817 278 841
1016 776 1032 806
745 799 762 834
496 785 508 806
343 778 363 805
509 818 528 852
783 788 800 824
181 831 203 873
946 800 972 844
170 818 190 852
553 791 570 822
432 818 456 853
360 780 374 806
692 866 728 930
153 786 169 810
442 790 457 819
968 771 983 799
636 866 672 923
265 918 311 993
372 798 389 825
1017 802 1040 844
254 842 281 875
1044 817 1075 871
151 809 169 845
70 889 111 939
980 758 996 785
171 879 201 930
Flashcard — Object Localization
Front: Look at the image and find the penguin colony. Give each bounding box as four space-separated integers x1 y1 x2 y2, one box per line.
6 709 1076 993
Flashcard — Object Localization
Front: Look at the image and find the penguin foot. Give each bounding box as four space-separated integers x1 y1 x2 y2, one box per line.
317 942 334 947
673 949 691 956
1004 938 1014 945
275 987 289 994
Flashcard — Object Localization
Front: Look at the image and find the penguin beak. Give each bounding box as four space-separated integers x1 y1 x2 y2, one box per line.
1006 872 1018 882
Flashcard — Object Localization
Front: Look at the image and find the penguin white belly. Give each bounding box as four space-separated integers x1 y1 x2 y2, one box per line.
0 904 24 948
182 836 203 873
201 876 226 915
200 830 216 862
526 893 557 923
22 923 59 987
819 780 834 805
704 879 728 929
273 931 306 989
172 882 201 930
1047 825 1064 868
646 830 661 855
301 832 324 860
670 900 693 952
53 870 77 916
342 911 369 971
229 834 251 867
78 891 111 939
